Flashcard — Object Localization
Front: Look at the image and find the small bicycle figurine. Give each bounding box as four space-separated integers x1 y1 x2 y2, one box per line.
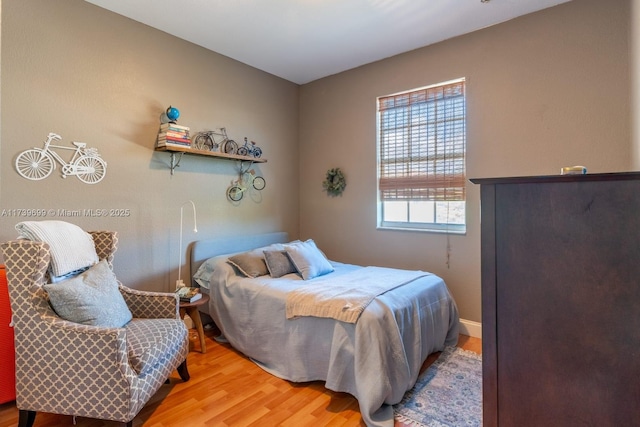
227 165 266 202
15 133 107 184
237 137 262 158
192 127 238 154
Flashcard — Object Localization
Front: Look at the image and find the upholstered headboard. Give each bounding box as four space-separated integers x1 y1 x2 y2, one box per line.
189 232 289 287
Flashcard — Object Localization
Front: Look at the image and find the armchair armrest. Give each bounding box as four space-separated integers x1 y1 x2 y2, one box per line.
119 285 179 319
45 308 127 341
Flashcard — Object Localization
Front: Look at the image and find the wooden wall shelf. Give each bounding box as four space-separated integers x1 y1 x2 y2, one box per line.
155 146 267 174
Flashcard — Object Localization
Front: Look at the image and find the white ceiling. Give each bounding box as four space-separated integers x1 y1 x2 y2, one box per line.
85 0 570 85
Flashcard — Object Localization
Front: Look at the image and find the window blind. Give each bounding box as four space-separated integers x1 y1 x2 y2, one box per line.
378 79 466 202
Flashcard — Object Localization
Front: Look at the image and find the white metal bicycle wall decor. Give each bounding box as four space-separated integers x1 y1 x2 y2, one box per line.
15 132 107 184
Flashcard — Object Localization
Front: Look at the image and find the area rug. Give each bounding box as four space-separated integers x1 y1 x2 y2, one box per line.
394 346 482 427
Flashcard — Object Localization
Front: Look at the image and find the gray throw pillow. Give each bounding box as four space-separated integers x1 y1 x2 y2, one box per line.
43 259 132 328
228 251 268 278
263 250 297 278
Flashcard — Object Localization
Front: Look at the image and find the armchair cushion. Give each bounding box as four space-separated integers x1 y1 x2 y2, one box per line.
126 318 187 375
43 259 132 328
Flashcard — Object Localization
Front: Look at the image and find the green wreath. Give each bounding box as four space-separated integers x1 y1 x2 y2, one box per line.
323 167 346 196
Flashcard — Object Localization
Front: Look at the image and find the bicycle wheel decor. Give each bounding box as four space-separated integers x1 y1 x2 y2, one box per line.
15 149 55 181
227 184 244 202
193 132 218 152
252 175 266 191
223 140 238 155
74 156 107 184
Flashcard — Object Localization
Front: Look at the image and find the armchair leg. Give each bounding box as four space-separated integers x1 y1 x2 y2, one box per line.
177 359 190 382
18 410 36 427
124 422 133 427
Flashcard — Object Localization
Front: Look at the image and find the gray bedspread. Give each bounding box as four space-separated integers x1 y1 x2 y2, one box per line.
205 258 459 427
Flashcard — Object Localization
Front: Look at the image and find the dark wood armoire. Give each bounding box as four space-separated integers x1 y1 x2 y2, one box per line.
471 172 640 427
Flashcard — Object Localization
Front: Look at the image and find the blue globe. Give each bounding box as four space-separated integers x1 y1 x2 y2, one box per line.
166 106 180 122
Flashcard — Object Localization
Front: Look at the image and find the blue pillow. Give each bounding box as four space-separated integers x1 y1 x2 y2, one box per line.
44 259 132 328
284 239 334 280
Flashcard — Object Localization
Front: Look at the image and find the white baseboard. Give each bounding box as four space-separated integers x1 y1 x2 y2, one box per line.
459 319 482 338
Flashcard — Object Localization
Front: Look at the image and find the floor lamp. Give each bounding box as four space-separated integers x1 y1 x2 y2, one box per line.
177 200 198 290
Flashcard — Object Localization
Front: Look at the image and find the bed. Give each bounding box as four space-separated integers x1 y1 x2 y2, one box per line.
189 232 459 427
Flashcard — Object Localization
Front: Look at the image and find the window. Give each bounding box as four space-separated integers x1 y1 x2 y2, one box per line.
377 78 466 233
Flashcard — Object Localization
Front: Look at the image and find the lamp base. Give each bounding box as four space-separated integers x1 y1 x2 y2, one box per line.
176 279 185 290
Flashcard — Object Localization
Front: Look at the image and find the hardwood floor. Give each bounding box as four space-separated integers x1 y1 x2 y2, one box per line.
0 327 481 427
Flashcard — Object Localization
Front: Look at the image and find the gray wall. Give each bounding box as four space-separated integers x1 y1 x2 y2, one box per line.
0 0 632 323
298 0 631 323
0 0 300 291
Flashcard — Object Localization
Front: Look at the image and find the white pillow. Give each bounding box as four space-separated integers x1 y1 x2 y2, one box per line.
284 239 334 280
15 220 99 277
193 257 217 289
43 259 132 328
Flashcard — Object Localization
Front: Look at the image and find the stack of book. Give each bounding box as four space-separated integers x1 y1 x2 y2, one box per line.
157 123 191 149
176 286 202 303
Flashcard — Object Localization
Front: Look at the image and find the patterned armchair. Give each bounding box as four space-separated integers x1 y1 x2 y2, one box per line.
1 231 190 427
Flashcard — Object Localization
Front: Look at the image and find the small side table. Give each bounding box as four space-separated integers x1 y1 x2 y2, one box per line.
179 293 210 354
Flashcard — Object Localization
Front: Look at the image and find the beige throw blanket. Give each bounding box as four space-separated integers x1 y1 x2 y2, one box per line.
15 220 99 277
285 266 431 323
